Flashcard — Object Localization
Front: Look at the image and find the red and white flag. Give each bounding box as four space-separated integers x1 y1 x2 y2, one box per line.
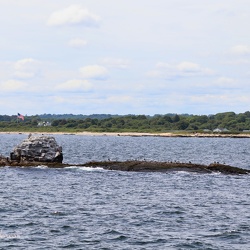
17 113 24 120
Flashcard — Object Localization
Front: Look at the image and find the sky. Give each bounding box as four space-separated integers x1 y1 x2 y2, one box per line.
0 0 250 116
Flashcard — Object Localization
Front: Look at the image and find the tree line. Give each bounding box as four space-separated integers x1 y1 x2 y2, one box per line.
1 111 250 133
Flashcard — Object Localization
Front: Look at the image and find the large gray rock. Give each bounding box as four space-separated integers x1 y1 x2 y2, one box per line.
10 135 63 163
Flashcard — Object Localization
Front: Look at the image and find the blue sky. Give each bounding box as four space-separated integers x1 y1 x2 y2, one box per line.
0 0 250 116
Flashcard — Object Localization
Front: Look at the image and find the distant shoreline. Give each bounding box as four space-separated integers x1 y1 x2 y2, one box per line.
1 131 250 138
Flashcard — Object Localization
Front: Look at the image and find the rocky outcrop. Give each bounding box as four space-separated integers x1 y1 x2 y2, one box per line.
0 157 249 174
10 135 63 163
1 137 249 174
83 161 250 175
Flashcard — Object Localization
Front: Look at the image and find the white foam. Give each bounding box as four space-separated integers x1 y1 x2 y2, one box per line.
65 166 105 171
35 165 48 169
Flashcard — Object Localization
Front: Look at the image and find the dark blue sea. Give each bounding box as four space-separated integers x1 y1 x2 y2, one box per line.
0 133 250 249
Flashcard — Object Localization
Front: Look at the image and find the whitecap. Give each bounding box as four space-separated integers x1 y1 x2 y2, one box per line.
35 165 48 169
65 166 105 172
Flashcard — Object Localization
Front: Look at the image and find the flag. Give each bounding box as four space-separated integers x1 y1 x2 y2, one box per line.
17 113 24 120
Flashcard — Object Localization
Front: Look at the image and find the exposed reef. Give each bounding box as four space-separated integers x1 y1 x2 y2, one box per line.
1 135 249 174
83 161 250 175
0 157 249 175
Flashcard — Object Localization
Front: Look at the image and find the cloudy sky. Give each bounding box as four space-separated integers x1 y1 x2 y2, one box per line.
1 0 250 116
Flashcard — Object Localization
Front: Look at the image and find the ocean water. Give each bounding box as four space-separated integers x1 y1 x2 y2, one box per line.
0 133 250 249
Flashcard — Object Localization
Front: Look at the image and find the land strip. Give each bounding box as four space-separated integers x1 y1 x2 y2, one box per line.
1 131 250 138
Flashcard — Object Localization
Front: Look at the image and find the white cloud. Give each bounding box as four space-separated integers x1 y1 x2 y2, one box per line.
14 58 41 79
55 79 92 91
148 61 215 79
106 95 134 103
230 45 250 56
190 94 250 109
0 61 13 79
47 5 100 27
80 65 108 80
51 95 92 106
100 58 130 69
215 77 237 87
176 62 201 72
222 59 250 65
68 38 88 48
14 71 35 79
146 70 163 78
0 80 28 92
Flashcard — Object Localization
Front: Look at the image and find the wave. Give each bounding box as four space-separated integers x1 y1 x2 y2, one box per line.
34 165 49 169
64 166 105 171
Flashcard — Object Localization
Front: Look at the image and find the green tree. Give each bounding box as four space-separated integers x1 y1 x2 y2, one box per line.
172 114 180 122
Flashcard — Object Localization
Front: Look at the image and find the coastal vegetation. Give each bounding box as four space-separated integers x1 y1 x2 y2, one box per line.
1 111 250 134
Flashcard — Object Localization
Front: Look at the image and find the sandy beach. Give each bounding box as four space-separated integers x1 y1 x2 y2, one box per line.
1 131 250 138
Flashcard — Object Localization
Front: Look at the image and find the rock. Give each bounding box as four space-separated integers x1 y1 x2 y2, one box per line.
83 160 250 175
10 136 63 163
0 156 249 174
0 155 8 165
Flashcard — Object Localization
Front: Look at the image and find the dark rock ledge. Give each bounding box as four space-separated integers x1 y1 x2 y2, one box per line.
2 135 247 174
83 161 250 175
0 157 249 175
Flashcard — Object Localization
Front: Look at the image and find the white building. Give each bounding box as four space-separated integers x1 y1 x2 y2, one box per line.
38 121 52 127
213 128 229 133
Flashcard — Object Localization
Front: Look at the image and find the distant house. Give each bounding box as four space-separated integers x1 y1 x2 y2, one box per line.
38 121 52 127
213 128 221 133
203 129 211 132
213 128 229 133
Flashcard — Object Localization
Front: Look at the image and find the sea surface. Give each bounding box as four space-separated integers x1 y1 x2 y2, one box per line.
0 133 250 249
